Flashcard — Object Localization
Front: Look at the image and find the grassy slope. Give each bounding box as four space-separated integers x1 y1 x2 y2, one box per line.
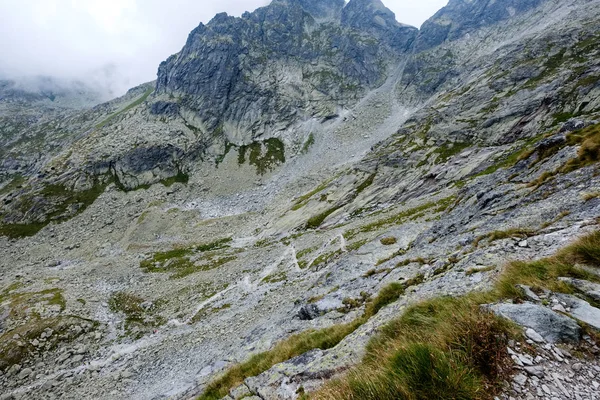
197 230 600 400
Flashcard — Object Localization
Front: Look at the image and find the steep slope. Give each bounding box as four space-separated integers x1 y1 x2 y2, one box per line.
0 0 600 399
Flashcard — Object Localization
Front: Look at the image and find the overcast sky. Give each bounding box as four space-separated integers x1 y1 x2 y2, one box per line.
0 0 448 97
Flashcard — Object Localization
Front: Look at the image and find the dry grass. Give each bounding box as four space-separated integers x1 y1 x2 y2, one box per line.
198 280 409 400
380 237 398 246
562 123 600 173
473 228 535 247
313 294 516 400
310 230 600 400
200 230 600 400
582 191 600 201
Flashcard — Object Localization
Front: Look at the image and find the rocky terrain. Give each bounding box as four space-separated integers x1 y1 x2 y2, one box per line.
1 0 600 399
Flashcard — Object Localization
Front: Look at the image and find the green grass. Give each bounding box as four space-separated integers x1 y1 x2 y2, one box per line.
306 206 343 229
346 196 456 239
140 238 234 278
292 179 333 211
96 87 153 129
301 133 316 154
198 230 600 400
433 142 470 164
109 292 146 324
561 122 600 173
473 228 535 247
0 174 25 196
0 179 110 239
305 173 377 229
312 229 600 400
197 280 418 400
197 319 364 400
380 237 398 246
238 138 286 175
108 291 164 336
160 170 190 187
0 316 96 371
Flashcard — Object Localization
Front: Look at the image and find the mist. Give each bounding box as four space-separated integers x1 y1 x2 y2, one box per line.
0 0 447 99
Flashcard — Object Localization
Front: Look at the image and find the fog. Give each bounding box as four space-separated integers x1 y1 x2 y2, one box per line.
0 0 447 98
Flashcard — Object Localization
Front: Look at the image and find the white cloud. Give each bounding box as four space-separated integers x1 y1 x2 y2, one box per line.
0 0 448 97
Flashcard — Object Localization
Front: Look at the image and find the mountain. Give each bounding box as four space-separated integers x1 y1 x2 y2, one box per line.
1 0 600 399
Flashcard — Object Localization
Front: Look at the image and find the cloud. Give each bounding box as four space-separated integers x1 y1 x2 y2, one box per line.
0 0 447 98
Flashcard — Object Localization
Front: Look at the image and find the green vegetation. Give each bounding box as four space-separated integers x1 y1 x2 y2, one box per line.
561 122 600 173
519 122 600 189
109 291 164 336
306 206 343 229
0 180 109 239
96 87 153 129
109 292 147 325
355 173 376 196
198 279 415 400
364 283 404 317
314 294 516 400
305 172 377 229
583 191 600 201
140 238 234 278
473 228 535 247
495 230 600 299
524 49 566 88
0 316 95 371
433 142 470 164
238 138 286 175
310 249 342 269
312 230 600 400
198 319 364 400
465 266 496 276
346 196 456 240
0 174 25 196
1 288 66 319
199 230 600 400
190 303 232 324
473 133 550 178
346 238 370 252
160 170 190 187
363 268 392 278
292 179 334 211
297 247 318 269
301 133 316 154
262 271 288 284
380 237 397 246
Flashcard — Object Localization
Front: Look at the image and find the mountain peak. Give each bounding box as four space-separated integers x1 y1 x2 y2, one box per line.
291 0 345 20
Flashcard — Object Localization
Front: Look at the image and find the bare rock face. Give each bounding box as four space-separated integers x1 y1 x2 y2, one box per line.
416 0 548 51
488 303 581 343
155 0 417 142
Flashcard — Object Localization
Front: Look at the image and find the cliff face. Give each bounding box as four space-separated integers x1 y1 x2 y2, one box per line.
154 0 417 143
416 0 547 51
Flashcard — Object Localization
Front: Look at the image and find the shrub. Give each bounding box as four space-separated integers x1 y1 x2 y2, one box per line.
380 237 398 246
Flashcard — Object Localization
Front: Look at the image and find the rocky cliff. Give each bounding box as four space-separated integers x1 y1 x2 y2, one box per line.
1 0 600 399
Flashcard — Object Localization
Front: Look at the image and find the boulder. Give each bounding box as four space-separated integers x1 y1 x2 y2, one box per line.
558 278 600 302
553 293 600 330
488 302 581 343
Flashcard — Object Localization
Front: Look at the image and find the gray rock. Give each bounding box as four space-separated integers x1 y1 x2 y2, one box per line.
296 304 322 321
514 373 528 386
17 368 32 380
558 278 600 302
489 303 581 343
229 384 252 400
554 294 600 330
524 366 545 378
526 328 545 344
516 285 541 302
